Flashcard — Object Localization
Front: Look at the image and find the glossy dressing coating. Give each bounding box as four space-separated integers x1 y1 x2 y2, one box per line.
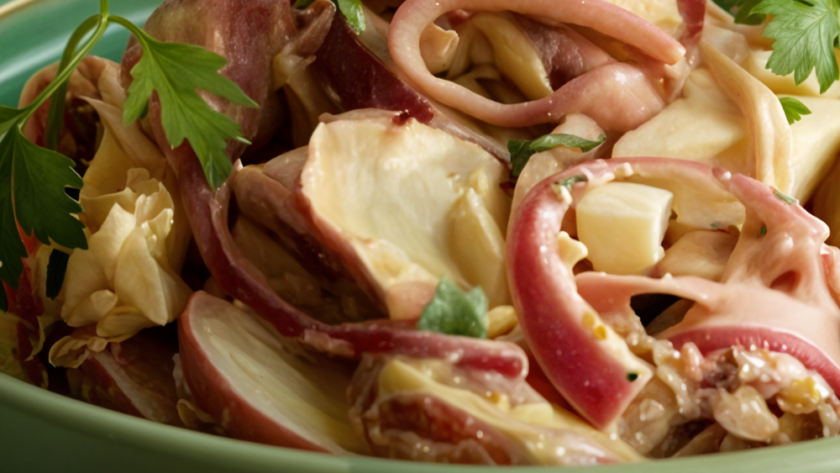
127 0 530 380
508 158 840 428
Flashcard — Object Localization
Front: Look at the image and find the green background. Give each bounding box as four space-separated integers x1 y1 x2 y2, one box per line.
1 0 839 471
0 0 144 107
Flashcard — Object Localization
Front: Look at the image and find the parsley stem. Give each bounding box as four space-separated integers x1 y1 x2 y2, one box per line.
109 15 145 41
45 14 100 150
19 13 110 127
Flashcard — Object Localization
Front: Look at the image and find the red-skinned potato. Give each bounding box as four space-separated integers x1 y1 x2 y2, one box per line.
133 0 528 399
178 291 370 454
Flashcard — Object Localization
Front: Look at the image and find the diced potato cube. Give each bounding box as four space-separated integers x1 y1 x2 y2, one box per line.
576 183 674 275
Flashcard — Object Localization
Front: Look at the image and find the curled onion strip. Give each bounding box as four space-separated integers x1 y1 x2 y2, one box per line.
389 0 686 128
700 40 794 195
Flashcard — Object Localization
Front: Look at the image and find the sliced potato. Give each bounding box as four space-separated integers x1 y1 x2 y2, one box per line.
179 293 369 453
299 113 511 319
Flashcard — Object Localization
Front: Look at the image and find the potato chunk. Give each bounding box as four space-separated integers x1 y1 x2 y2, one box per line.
577 183 673 275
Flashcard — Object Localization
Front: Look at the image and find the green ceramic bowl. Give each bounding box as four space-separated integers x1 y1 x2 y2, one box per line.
1 0 839 471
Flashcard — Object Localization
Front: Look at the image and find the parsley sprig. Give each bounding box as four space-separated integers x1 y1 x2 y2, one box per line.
716 0 840 94
0 6 109 311
0 0 256 311
112 16 258 189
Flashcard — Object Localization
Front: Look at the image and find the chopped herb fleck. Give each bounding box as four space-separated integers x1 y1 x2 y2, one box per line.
779 97 812 125
550 175 588 204
627 373 639 382
759 225 767 237
508 134 605 179
416 278 488 339
558 175 588 191
774 189 798 205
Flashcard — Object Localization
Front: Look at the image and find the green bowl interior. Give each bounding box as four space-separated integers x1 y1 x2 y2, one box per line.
0 0 838 471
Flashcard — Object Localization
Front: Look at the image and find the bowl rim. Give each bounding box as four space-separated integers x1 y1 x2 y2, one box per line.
2 0 840 471
5 366 840 473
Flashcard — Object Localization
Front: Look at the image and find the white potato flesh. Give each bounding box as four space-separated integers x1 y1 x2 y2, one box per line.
613 69 840 202
612 69 748 166
300 115 510 319
655 230 737 282
745 49 840 99
577 182 674 275
787 95 840 201
448 189 510 306
602 0 684 38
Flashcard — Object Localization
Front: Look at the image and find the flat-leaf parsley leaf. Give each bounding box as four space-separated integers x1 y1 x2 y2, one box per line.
753 0 840 94
115 18 258 190
0 128 87 311
0 6 107 310
0 0 263 310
